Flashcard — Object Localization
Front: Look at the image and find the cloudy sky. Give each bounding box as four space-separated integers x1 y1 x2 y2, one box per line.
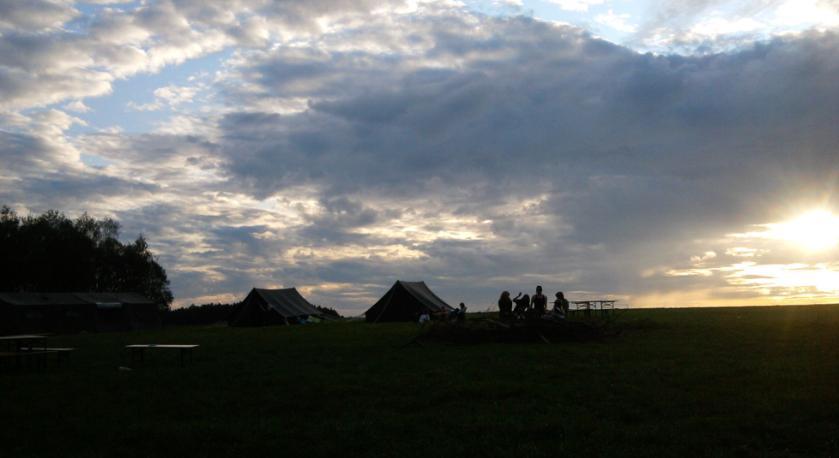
2 0 839 313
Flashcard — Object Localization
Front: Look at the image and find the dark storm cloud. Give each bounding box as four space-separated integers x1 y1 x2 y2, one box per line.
221 17 839 233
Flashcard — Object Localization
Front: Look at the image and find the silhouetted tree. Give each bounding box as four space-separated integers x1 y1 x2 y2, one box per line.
164 302 241 326
315 305 342 318
0 206 173 309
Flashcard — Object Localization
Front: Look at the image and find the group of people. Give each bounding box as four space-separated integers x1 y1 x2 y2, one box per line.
417 287 568 325
498 286 569 321
418 302 467 324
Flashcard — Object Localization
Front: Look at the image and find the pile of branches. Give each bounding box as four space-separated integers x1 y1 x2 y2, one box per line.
417 317 617 344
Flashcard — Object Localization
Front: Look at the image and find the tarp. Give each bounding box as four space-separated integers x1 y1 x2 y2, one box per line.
365 281 453 323
229 288 322 326
0 292 161 334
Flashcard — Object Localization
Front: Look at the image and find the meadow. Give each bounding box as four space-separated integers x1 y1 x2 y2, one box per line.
3 306 838 457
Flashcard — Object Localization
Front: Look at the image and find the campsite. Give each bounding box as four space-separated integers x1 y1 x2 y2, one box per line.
4 1 839 456
2 305 838 457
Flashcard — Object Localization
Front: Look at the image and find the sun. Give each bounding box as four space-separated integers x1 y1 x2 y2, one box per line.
766 209 839 252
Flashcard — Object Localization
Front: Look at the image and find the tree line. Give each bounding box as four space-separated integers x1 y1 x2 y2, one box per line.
164 302 342 326
0 207 173 309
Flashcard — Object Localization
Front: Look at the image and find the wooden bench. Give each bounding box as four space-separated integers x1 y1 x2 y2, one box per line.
0 350 58 369
20 347 75 364
124 344 199 367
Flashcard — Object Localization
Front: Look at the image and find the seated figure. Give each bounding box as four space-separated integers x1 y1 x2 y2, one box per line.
512 293 530 319
552 291 569 319
498 291 513 320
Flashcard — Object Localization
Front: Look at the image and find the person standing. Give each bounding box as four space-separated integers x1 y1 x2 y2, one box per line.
531 285 548 317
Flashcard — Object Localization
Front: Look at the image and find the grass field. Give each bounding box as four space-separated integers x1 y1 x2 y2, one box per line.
3 306 839 457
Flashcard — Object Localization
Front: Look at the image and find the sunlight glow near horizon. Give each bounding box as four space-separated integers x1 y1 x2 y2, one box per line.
655 208 839 309
764 210 839 252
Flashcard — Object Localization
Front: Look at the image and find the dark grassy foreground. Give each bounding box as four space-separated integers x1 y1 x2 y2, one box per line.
3 306 839 457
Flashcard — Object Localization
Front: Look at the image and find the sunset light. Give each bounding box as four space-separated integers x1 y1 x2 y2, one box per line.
765 209 839 252
4 1 839 455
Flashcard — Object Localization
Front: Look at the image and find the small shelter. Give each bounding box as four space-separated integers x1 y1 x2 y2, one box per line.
229 288 323 326
75 292 162 332
365 280 453 323
0 292 161 334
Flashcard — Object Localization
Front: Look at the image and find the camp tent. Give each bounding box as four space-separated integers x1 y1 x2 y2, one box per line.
74 292 162 332
229 288 323 326
365 280 453 323
0 292 161 334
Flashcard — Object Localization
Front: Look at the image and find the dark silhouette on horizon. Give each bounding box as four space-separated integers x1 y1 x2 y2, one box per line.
498 290 513 320
513 292 529 319
0 206 173 308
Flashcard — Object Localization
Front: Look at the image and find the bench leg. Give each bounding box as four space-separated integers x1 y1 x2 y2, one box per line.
129 348 145 364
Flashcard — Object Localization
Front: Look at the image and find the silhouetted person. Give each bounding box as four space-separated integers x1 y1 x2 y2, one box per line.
513 292 529 319
498 291 513 320
531 285 547 317
457 302 467 322
553 291 569 319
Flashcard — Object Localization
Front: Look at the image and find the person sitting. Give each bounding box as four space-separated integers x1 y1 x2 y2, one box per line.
497 291 513 320
531 285 548 317
513 293 529 320
553 291 569 319
456 302 467 322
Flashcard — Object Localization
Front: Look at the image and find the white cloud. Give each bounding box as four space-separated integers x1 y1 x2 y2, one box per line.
596 9 637 32
635 0 839 52
128 84 202 112
774 0 839 27
545 0 606 12
0 0 78 31
689 15 764 37
63 100 91 113
0 0 414 111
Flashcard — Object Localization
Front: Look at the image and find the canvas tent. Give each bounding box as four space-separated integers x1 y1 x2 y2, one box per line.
229 288 323 326
0 292 161 334
365 281 453 323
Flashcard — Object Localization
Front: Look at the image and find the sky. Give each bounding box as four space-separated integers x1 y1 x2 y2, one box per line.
2 0 839 314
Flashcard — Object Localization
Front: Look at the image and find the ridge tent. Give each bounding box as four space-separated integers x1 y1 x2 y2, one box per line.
0 292 161 334
229 288 323 326
365 280 453 323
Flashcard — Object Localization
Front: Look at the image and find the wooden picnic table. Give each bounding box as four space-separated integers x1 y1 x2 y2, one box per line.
0 334 48 352
570 300 617 316
124 344 199 367
0 334 55 369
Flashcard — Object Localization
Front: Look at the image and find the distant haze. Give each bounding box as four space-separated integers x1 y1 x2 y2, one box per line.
2 0 839 314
